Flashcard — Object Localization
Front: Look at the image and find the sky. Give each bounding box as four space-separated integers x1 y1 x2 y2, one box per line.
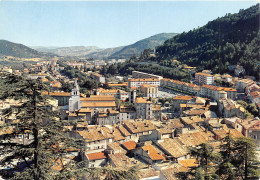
0 1 258 48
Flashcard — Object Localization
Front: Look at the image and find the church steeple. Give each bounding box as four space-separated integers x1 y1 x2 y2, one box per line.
71 78 80 96
69 78 81 112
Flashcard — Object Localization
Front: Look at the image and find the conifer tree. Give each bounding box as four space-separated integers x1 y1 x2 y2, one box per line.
189 143 221 180
0 73 82 179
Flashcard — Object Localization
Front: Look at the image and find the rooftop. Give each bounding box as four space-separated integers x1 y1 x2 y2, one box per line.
173 95 193 101
142 145 164 161
157 138 187 158
122 141 136 151
123 120 156 134
136 97 152 104
81 101 116 108
86 152 106 160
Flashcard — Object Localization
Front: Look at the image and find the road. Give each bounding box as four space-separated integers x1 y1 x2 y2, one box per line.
158 87 182 98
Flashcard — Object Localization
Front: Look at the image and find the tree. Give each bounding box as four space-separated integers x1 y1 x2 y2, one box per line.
189 143 221 179
217 134 236 180
217 136 260 180
0 73 82 179
84 165 139 180
232 137 260 179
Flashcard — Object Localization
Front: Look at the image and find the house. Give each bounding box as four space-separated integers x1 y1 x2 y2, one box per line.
176 131 214 147
96 109 120 125
221 74 232 82
172 96 194 111
106 142 127 154
85 152 106 168
140 84 159 98
75 127 114 153
92 73 105 83
239 118 260 146
135 97 153 120
122 120 157 142
107 153 138 168
218 98 245 118
133 145 164 165
156 128 174 140
236 78 254 92
234 65 245 76
155 138 188 162
119 106 137 121
122 141 137 152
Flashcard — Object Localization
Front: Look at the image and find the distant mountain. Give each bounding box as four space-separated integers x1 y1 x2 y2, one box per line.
0 40 51 58
85 46 124 59
35 33 177 59
156 4 260 76
36 46 103 57
109 33 178 59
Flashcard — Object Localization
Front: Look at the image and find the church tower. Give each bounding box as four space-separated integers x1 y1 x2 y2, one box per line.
69 78 81 112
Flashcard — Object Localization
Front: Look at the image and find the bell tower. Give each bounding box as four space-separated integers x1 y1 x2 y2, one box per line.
69 78 81 112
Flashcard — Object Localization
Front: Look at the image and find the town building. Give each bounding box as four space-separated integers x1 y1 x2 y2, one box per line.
218 98 245 119
200 85 237 100
195 72 214 85
96 88 129 101
92 73 106 84
140 84 158 98
128 78 160 88
236 78 255 92
42 91 70 106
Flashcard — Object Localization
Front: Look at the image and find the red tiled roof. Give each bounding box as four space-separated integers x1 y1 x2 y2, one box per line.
142 145 164 160
86 152 106 160
123 141 136 150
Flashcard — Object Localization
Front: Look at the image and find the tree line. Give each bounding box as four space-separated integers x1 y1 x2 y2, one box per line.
155 4 260 79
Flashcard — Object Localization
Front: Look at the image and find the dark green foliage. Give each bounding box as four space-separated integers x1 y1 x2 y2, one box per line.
101 60 191 82
156 4 260 78
58 61 100 91
214 79 233 87
188 143 221 179
84 165 139 180
185 138 260 180
237 100 258 118
0 73 82 179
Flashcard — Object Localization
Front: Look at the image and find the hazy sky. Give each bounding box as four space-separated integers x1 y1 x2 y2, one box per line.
0 1 258 48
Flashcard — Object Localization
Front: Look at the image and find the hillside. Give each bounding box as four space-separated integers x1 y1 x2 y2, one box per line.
156 4 260 77
36 46 103 57
110 33 177 59
85 46 124 59
0 40 50 58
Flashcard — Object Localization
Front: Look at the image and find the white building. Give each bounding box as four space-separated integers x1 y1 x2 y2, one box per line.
69 79 81 112
195 72 214 85
128 78 160 88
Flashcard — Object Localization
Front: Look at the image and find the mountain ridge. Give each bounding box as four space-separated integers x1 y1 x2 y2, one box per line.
109 33 178 59
0 40 53 58
155 4 259 77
